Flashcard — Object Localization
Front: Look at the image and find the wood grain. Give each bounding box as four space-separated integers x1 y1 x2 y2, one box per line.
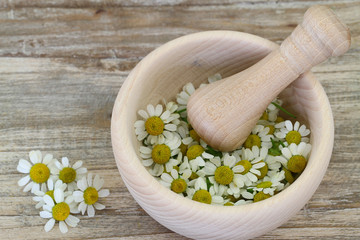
0 0 359 239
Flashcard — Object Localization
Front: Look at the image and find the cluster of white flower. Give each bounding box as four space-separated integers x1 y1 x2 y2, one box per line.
17 150 110 233
134 74 311 206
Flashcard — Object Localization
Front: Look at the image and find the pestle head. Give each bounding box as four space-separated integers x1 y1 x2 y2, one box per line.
187 5 350 152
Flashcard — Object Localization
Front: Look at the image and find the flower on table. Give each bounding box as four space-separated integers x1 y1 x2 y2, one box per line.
73 173 110 217
52 157 87 191
40 187 79 233
33 179 67 209
17 150 56 193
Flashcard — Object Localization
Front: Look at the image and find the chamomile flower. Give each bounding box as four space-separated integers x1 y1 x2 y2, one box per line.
251 170 285 196
73 174 110 217
235 146 268 185
17 150 55 193
275 142 312 173
186 144 214 172
244 125 273 149
40 188 79 233
187 177 224 205
160 169 191 194
140 136 181 176
33 179 67 209
134 103 180 145
52 157 87 191
275 120 310 145
176 83 196 110
203 154 245 195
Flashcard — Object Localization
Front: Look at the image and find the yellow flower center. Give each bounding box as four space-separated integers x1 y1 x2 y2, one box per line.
260 112 268 120
266 125 275 135
253 191 271 202
255 161 268 180
214 166 234 185
59 167 77 183
29 163 50 183
179 143 188 156
192 189 211 204
189 129 200 142
284 168 295 183
287 155 307 173
84 187 99 205
236 160 252 174
244 134 261 149
46 190 55 201
171 179 187 193
52 202 70 221
145 116 164 136
151 144 171 164
256 181 272 188
189 172 199 180
224 202 234 206
186 145 204 160
285 130 301 145
275 116 284 123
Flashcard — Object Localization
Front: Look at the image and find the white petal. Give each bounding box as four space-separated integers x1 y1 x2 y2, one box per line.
73 191 84 202
65 215 79 227
31 183 40 193
44 218 55 232
87 173 93 187
297 142 306 155
155 104 163 116
160 173 172 183
61 157 69 167
93 175 104 191
170 169 178 179
78 201 87 215
23 181 34 192
54 188 64 203
76 167 87 175
47 178 54 191
285 120 293 131
72 160 83 170
29 150 41 164
138 109 149 119
160 110 170 121
18 159 32 172
87 204 95 217
59 221 68 233
65 195 74 204
77 176 87 191
281 148 292 159
212 196 224 204
43 204 53 212
142 159 153 167
164 124 177 131
94 202 105 210
294 121 300 131
233 165 245 174
98 189 110 198
43 154 53 165
289 143 298 156
18 175 30 187
55 160 63 170
246 172 258 182
147 104 155 116
139 146 152 154
43 195 55 207
40 211 52 219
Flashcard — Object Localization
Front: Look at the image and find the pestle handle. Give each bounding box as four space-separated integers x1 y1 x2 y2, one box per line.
187 5 351 152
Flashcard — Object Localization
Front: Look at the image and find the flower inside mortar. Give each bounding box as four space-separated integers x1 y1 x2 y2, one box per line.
73 173 110 217
275 142 312 173
134 103 180 145
275 120 310 145
17 150 56 193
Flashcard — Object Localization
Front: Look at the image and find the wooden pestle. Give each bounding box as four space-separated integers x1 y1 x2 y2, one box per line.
187 5 351 152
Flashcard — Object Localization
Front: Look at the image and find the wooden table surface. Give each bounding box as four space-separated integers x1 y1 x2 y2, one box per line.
0 1 359 239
